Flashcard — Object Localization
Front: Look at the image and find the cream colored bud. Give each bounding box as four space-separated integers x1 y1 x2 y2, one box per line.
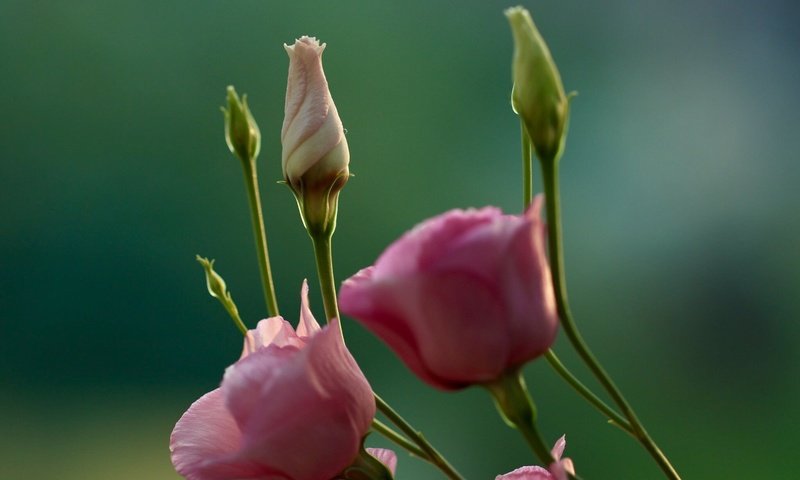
281 36 350 236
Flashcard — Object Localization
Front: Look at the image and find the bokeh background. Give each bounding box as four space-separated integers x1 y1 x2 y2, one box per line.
2 0 799 478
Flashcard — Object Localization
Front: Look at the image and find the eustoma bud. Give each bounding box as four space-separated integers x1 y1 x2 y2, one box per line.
506 6 568 161
170 282 376 480
340 196 558 390
281 36 349 237
223 85 261 163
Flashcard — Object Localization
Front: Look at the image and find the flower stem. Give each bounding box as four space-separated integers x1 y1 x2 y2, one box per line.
311 233 339 325
539 157 681 480
371 419 427 459
309 232 463 480
374 394 465 480
520 118 632 437
241 161 280 317
543 350 633 436
521 119 533 206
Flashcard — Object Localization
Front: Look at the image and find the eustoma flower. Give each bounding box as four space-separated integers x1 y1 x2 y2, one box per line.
339 195 558 390
496 436 575 480
170 282 376 480
281 36 349 236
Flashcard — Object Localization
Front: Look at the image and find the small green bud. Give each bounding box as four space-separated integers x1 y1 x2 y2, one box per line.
223 85 261 163
506 6 569 161
196 255 248 335
196 255 227 301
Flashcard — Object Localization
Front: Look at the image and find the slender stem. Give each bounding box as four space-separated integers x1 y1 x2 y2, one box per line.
311 233 339 324
241 161 280 317
371 419 427 459
521 119 533 207
540 158 680 480
544 350 633 436
374 394 465 480
309 232 464 480
520 116 630 436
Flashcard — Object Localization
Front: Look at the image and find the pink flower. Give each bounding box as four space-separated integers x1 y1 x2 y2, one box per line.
496 435 575 480
170 281 376 480
339 195 558 390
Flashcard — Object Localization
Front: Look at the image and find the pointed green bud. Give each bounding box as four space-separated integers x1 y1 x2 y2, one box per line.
196 255 227 300
223 85 261 163
506 6 569 162
196 255 248 335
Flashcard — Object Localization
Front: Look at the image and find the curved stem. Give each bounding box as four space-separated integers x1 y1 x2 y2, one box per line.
544 350 633 436
371 419 427 459
374 394 465 480
241 161 280 317
540 158 680 480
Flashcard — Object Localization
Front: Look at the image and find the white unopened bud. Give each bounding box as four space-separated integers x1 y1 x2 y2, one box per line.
281 36 350 237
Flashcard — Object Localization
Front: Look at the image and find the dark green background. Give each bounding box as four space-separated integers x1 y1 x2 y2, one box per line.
2 1 799 478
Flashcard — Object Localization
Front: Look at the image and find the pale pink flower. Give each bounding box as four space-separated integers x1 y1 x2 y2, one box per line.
496 435 575 480
281 36 349 234
339 195 558 390
170 281 375 480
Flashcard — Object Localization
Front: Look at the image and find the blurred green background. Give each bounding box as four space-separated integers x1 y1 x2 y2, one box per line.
2 0 799 478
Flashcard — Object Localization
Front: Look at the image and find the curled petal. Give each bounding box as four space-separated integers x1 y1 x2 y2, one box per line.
366 448 398 476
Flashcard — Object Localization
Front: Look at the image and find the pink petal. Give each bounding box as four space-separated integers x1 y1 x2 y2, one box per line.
170 389 261 480
221 319 373 480
339 268 453 389
296 279 321 337
496 465 554 480
372 207 503 278
550 435 567 460
366 448 398 476
241 317 301 358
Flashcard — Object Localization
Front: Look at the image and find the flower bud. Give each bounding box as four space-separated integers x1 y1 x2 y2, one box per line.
506 6 569 161
223 85 261 163
195 255 228 302
281 36 350 237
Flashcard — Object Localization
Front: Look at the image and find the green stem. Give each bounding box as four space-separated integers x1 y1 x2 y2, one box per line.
540 158 680 480
520 116 630 436
311 233 339 324
522 119 533 207
241 161 280 317
544 350 633 436
374 394 464 480
371 419 427 459
309 232 463 480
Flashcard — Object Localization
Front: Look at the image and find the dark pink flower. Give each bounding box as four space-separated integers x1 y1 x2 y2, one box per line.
496 435 575 480
170 281 375 480
339 196 558 390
